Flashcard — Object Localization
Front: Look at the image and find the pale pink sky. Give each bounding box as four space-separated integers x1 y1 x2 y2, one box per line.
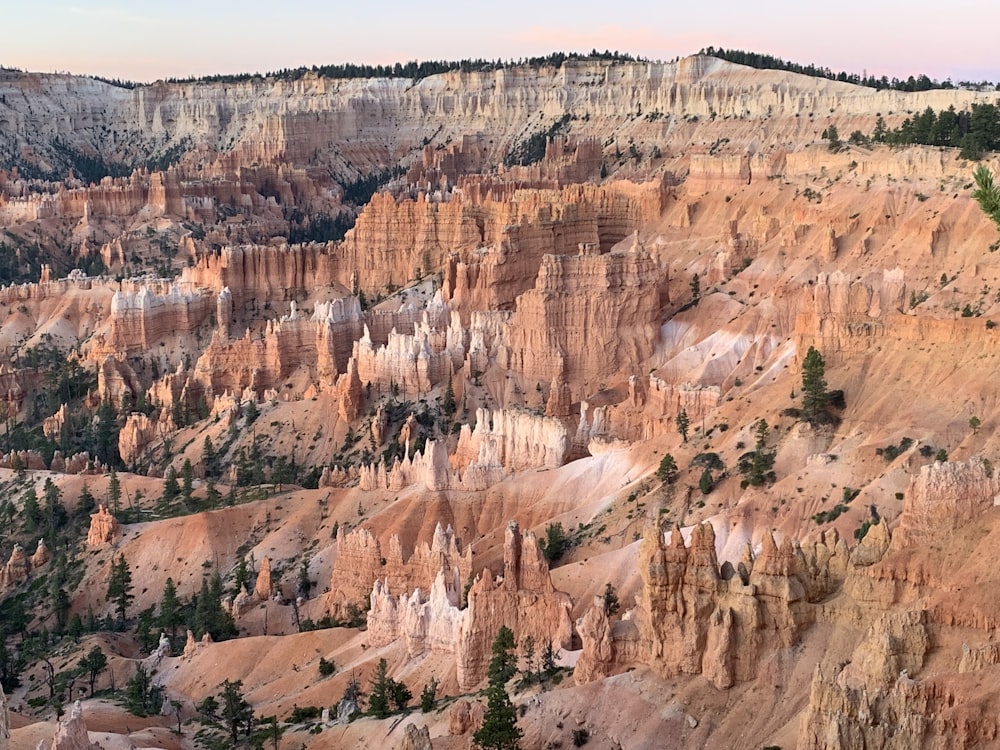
5 1 999 84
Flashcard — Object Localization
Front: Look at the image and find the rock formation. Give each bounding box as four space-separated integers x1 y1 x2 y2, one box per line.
86 505 121 547
456 522 573 689
893 457 1000 549
575 523 856 690
36 701 100 750
254 557 273 600
329 524 471 619
398 722 433 750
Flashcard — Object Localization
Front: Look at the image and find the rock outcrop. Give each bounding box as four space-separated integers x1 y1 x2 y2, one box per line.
86 505 121 547
329 524 471 619
576 523 846 690
893 457 1000 549
456 522 573 689
0 539 50 593
398 722 433 750
36 701 100 750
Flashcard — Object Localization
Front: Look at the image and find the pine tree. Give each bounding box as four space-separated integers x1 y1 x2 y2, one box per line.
442 374 457 420
420 678 438 712
473 626 522 750
106 554 134 625
699 469 714 495
800 346 830 422
973 165 1000 232
602 583 620 618
369 658 391 718
21 487 42 531
675 408 690 443
657 453 678 485
43 478 66 545
161 468 180 504
107 470 122 517
159 577 183 642
79 645 107 695
181 459 194 507
220 679 254 745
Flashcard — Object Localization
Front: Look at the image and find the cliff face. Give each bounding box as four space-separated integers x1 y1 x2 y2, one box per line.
3 58 993 181
328 523 472 618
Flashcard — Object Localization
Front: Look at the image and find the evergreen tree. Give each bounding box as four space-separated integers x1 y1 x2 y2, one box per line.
161 468 180 504
675 408 690 443
540 522 569 564
442 374 457 420
689 273 701 301
800 346 830 422
488 625 517 684
369 658 391 718
973 165 1000 232
21 487 42 532
473 626 522 750
77 483 96 518
202 435 216 475
656 453 678 485
420 678 438 712
220 679 254 745
159 577 183 642
107 470 122 517
390 679 412 711
181 459 194 507
699 469 714 495
233 558 249 595
124 663 161 716
602 583 620 618
106 554 134 625
43 478 67 545
79 645 107 695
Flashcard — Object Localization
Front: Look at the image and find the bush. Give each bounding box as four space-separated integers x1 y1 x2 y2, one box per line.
691 452 725 471
573 728 591 746
318 657 335 677
288 705 321 723
541 522 570 564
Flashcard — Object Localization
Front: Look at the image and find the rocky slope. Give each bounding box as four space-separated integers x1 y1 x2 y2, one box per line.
3 54 1000 749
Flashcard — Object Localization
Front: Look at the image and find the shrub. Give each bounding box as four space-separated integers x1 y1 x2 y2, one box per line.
541 522 570 564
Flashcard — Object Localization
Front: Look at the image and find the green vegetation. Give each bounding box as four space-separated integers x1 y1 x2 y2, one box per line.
800 346 831 424
973 165 1000 232
106 554 134 626
877 437 914 462
657 453 679 485
874 104 1000 159
738 420 776 487
504 114 571 167
700 47 965 92
540 522 570 564
420 677 438 712
160 50 645 86
368 658 412 719
473 626 522 750
675 408 690 443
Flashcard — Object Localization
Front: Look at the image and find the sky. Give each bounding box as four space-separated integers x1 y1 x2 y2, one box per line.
4 0 999 84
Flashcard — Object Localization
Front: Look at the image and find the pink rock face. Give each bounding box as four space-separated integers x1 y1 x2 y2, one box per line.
330 523 471 621
43 701 100 750
254 556 273 600
456 523 573 690
893 457 1000 549
86 505 121 547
